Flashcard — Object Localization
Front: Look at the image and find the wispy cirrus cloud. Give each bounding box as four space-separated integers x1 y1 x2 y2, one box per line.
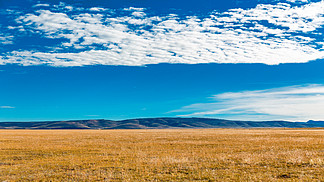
172 85 324 122
0 106 15 109
1 1 324 66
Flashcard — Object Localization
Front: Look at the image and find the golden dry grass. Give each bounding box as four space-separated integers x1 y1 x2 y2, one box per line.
0 129 323 181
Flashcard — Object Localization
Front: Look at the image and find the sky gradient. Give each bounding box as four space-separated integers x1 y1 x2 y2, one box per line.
1 0 324 122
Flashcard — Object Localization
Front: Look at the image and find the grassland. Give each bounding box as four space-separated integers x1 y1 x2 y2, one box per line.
0 129 323 181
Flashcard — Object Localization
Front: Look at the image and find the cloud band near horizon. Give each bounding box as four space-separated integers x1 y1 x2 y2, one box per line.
172 84 324 122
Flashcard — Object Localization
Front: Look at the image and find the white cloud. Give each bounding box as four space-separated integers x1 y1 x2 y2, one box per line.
173 85 324 122
32 4 50 8
0 33 14 45
123 7 145 11
131 11 146 17
231 1 324 33
1 1 324 66
286 0 309 3
0 106 15 109
89 7 107 12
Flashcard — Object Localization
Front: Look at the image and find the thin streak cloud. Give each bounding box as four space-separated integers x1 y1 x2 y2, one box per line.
173 85 324 122
0 106 15 109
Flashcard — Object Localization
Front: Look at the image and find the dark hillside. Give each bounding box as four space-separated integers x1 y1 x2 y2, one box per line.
0 117 322 129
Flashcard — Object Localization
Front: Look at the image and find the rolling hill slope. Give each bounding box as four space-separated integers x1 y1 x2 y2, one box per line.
0 118 323 129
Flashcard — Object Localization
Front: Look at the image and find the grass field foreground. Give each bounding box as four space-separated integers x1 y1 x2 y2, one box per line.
0 129 323 181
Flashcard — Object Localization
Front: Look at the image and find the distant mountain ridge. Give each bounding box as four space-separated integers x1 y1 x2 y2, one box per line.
0 118 323 129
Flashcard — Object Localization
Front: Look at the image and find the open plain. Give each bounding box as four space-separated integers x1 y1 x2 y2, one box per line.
0 129 323 181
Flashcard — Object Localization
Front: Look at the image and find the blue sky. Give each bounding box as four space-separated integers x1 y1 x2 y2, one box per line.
1 0 324 122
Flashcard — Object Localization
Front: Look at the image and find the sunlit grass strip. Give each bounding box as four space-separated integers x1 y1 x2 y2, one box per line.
0 129 323 181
